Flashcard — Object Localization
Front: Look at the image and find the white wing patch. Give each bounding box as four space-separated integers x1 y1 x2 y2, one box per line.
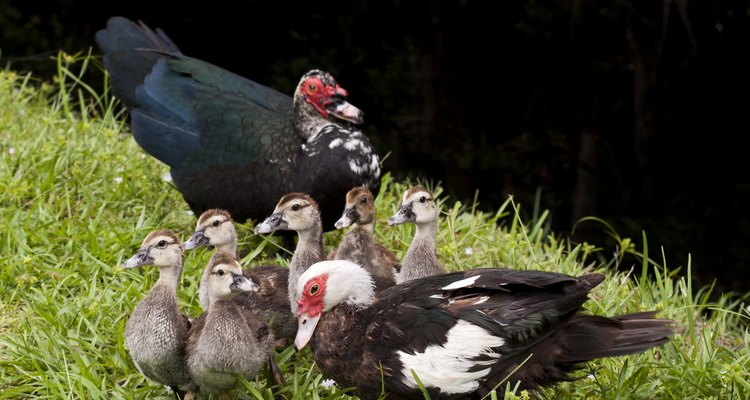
370 155 379 169
441 275 480 290
397 320 504 394
329 138 343 149
348 159 364 174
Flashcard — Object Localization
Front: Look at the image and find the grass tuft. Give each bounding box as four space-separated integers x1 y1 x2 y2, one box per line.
0 53 748 399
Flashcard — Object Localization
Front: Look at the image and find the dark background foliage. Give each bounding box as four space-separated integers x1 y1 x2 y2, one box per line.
2 0 748 293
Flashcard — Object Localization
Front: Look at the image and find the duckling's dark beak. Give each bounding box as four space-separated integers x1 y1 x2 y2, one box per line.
326 89 364 125
387 202 415 226
334 206 358 229
254 212 287 234
122 248 153 269
230 274 259 293
183 229 208 250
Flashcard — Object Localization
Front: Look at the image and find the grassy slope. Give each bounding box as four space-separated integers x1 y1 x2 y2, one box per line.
0 58 748 399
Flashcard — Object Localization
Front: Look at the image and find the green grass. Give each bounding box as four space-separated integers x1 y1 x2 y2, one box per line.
0 53 748 399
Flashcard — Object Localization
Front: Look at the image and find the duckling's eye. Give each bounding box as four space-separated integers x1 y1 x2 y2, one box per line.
217 269 225 277
419 196 427 204
310 284 319 295
212 219 220 227
291 204 301 212
307 83 318 93
156 240 167 248
360 197 368 204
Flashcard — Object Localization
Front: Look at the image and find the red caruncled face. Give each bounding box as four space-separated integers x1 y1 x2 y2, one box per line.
299 77 348 118
297 273 329 317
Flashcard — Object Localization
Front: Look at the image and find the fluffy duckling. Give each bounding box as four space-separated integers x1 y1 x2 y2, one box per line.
122 230 196 400
183 209 296 341
328 186 400 291
254 193 324 315
387 186 446 283
186 254 275 398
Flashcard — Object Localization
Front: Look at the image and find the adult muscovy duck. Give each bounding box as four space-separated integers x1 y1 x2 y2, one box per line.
95 17 381 230
294 260 673 400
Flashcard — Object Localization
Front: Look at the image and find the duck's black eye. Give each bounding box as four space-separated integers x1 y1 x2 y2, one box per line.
212 219 220 227
217 269 225 277
292 204 301 212
310 284 319 295
360 197 368 204
157 240 167 248
419 196 427 204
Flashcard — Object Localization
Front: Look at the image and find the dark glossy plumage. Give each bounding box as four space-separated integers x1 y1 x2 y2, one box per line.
95 17 381 230
295 261 674 400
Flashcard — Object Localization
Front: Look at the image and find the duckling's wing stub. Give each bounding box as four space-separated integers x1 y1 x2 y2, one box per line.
233 265 297 340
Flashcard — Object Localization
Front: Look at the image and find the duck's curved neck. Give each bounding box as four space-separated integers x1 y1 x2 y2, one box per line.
400 220 442 282
293 225 325 270
215 241 239 259
288 225 325 314
413 221 437 245
356 220 375 234
156 262 183 293
294 103 334 143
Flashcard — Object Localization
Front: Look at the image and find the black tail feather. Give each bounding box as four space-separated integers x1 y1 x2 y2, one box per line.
483 310 674 395
95 16 181 107
557 311 673 363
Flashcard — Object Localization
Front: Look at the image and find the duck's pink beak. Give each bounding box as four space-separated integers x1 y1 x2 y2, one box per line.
294 313 321 350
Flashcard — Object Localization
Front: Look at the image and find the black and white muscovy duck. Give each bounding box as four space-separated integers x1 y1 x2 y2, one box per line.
388 186 446 282
294 260 674 400
95 17 381 230
328 186 400 291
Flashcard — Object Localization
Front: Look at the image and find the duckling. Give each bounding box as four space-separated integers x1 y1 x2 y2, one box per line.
328 186 400 291
186 254 275 398
122 230 196 400
254 193 324 315
387 186 446 283
184 208 296 341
